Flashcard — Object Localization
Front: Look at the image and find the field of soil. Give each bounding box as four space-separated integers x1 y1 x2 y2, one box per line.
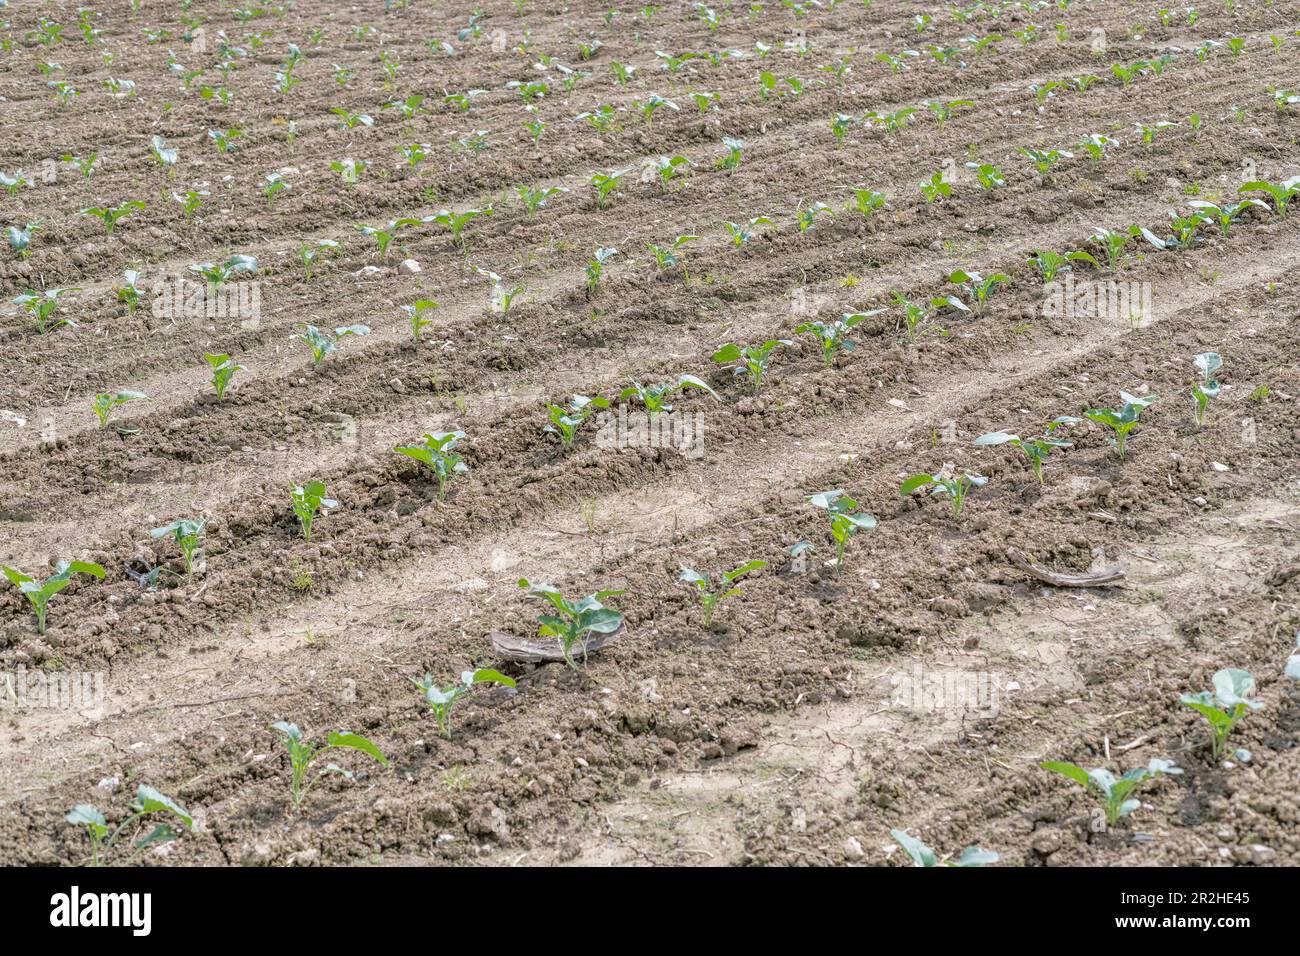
1 0 1299 867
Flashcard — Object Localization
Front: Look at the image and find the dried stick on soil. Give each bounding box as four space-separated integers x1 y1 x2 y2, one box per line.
1005 547 1125 588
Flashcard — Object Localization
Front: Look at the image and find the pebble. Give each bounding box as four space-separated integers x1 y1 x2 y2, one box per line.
399 258 422 274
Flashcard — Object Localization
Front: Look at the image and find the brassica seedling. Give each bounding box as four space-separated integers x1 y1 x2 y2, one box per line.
412 669 515 739
585 246 619 297
92 390 147 429
207 128 243 153
679 561 766 627
1085 391 1155 457
807 490 876 573
204 352 245 399
271 722 388 806
899 470 988 518
1091 227 1131 271
395 431 468 499
116 269 144 312
590 169 628 208
1238 176 1299 219
81 200 145 236
150 517 206 574
620 375 718 416
263 172 290 208
1191 352 1221 426
848 188 886 219
649 155 691 189
947 270 1009 314
296 324 369 365
797 201 834 233
797 310 882 366
722 216 772 247
68 785 192 866
1041 758 1182 825
1020 146 1072 180
718 136 744 171
426 207 492 248
713 339 791 392
919 170 952 202
189 254 257 287
330 158 365 185
474 267 524 314
973 417 1080 483
290 480 337 543
2 560 105 635
15 286 80 333
357 217 420 261
173 189 209 221
150 135 177 173
966 162 1005 190
1181 669 1262 761
298 238 339 279
891 829 998 867
544 395 610 447
7 221 40 258
516 184 568 218
647 235 699 283
402 300 438 342
517 579 624 670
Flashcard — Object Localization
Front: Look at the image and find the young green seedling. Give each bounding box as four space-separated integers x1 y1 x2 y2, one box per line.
807 490 876 573
718 137 744 171
356 218 420 261
585 246 619 297
797 201 834 233
1238 176 1300 219
620 375 719 417
1020 146 1072 180
207 127 243 153
1187 199 1267 236
590 169 629 208
646 235 700 284
973 417 1080 483
426 207 492 249
412 669 516 739
544 395 610 447
290 480 337 543
891 829 998 867
796 310 883 366
2 560 105 635
92 390 147 429
899 470 988 518
722 216 772 247
173 189 209 221
296 324 369 365
189 254 257 287
516 184 568 218
13 287 79 333
947 270 1010 314
892 293 929 342
919 170 952 203
402 300 439 342
1040 758 1182 826
1181 669 1263 761
81 200 145 236
1091 227 1132 271
517 579 625 670
204 353 245 399
1084 391 1156 457
116 269 144 312
150 517 207 574
330 158 366 185
298 239 339 280
395 432 468 499
1191 352 1221 426
848 188 887 218
150 135 177 173
68 785 193 866
7 221 40 259
679 560 766 627
966 162 1005 190
713 339 791 392
475 267 525 314
270 722 388 807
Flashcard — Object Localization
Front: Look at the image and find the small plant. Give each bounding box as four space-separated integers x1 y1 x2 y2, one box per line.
590 169 629 208
966 162 1005 190
150 135 178 173
1181 669 1262 761
357 217 420 261
517 579 625 670
807 490 876 572
1020 146 1072 180
150 517 207 574
13 287 79 333
679 561 766 627
2 560 105 635
650 155 691 189
892 293 929 342
207 127 243 154
797 310 882 366
891 829 998 867
263 173 290 208
899 470 988 518
646 235 700 284
298 239 340 280
7 221 40 258
544 395 609 447
204 353 245 399
1084 392 1156 457
330 158 366 185
585 246 619 297
475 267 525 314
718 136 744 171
402 300 439 342
796 201 834 233
620 375 718 417
116 269 144 312
713 339 791 392
516 184 568 218
92 390 147 429
270 722 389 807
1191 352 1221 426
946 270 1010 314
173 189 209 221
973 417 1080 483
412 670 516 739
1041 758 1183 826
296 324 369 365
395 432 468 499
919 170 952 203
81 200 145 236
1239 176 1299 220
427 207 492 249
190 254 257 287
722 216 772 247
290 480 337 543
1091 227 1132 271
848 188 886 219
67 785 193 866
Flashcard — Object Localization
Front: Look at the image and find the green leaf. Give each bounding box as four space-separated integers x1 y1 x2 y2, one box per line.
327 731 390 766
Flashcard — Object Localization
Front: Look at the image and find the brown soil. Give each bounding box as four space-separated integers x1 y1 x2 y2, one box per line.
1 0 1297 867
